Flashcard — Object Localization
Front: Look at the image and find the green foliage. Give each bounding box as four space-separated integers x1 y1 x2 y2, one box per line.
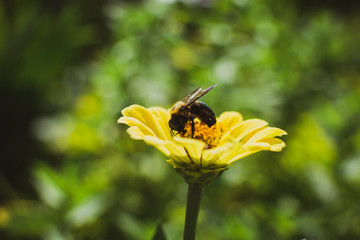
2 0 360 239
152 223 167 240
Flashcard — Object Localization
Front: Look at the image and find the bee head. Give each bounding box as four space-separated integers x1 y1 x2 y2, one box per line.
169 115 188 132
170 101 186 115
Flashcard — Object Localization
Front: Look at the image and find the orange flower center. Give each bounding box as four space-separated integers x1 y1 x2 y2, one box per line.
179 119 222 149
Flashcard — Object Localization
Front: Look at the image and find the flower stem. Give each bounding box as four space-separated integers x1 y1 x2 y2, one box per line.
183 182 204 240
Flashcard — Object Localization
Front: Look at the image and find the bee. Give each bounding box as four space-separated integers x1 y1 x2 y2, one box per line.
169 84 217 136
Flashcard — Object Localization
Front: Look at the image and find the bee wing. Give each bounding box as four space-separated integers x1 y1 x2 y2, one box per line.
182 87 202 103
184 84 217 107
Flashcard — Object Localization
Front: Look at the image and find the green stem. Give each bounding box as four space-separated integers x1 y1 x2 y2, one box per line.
183 182 204 240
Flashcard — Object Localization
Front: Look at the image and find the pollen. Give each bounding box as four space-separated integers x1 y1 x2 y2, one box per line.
180 119 223 149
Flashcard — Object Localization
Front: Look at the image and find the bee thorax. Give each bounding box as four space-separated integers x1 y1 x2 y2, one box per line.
170 101 186 115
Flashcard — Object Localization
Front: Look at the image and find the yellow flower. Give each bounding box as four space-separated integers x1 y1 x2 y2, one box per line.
118 104 287 185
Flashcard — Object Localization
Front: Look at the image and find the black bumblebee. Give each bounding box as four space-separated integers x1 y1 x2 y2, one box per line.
169 84 217 136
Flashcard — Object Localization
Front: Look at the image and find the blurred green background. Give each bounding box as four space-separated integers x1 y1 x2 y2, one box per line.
1 0 360 239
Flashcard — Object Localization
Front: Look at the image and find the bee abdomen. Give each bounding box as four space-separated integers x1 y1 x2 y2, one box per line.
190 101 216 127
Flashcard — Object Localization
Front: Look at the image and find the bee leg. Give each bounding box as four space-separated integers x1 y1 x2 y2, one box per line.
190 114 195 138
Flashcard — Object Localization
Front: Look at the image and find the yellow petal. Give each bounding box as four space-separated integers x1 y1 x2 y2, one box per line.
259 138 286 152
246 142 271 151
243 127 287 144
216 134 238 148
167 154 194 167
126 126 148 139
143 136 172 156
217 111 243 130
120 105 148 121
231 119 269 142
144 136 203 167
120 117 157 138
216 141 249 165
225 149 259 164
202 141 236 167
144 136 187 157
119 105 171 140
200 134 237 166
173 137 206 165
148 107 172 140
216 128 286 164
225 138 286 164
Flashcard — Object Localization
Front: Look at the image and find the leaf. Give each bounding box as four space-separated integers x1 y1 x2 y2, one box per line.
152 223 167 240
